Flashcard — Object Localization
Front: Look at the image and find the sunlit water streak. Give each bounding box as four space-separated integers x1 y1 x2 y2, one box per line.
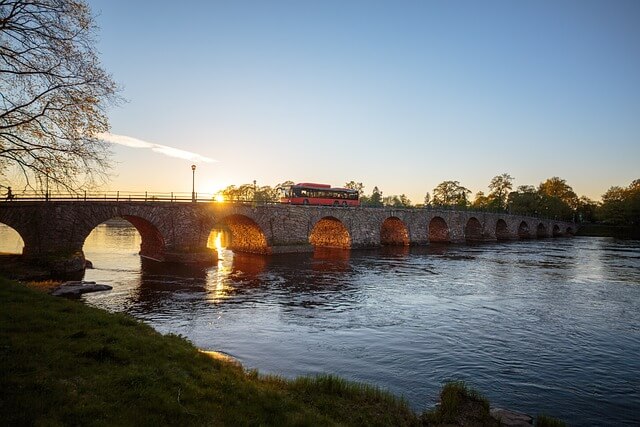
1 222 639 425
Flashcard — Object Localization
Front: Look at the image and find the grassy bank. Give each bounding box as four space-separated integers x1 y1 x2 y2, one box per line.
0 277 419 425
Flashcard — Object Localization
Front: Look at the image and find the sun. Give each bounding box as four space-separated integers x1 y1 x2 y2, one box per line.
214 193 225 203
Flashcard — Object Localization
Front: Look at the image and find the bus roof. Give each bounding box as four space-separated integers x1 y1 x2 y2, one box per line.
293 183 357 193
294 183 332 189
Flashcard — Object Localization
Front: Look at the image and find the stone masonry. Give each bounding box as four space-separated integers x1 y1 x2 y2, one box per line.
0 201 577 272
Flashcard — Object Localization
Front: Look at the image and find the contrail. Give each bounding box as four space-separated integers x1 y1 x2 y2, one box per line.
97 132 217 163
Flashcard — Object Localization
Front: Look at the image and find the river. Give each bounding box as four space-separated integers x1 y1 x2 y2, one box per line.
1 222 639 425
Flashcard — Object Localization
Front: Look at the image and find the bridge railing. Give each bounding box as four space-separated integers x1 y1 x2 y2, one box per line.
2 190 218 202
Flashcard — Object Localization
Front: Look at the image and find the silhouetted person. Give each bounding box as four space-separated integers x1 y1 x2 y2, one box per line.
5 186 15 201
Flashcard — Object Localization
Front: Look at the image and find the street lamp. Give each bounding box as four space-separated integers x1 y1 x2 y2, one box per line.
191 164 196 202
253 179 257 202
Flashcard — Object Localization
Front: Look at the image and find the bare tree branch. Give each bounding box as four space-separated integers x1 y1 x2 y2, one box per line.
0 0 121 191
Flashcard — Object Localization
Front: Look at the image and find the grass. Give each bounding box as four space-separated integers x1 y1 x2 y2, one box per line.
421 381 498 426
0 276 419 426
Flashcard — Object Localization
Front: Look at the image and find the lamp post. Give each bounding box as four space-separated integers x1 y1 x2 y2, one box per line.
253 179 257 202
191 164 196 202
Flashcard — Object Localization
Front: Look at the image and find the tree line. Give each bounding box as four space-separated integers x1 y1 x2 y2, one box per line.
216 175 640 225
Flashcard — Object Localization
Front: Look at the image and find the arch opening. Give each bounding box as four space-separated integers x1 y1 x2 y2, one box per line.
518 221 530 239
309 217 351 249
215 214 270 255
83 216 162 261
0 222 25 255
429 217 450 243
566 227 575 236
496 219 510 241
464 217 483 242
552 224 561 237
121 215 166 260
381 217 410 246
536 223 548 238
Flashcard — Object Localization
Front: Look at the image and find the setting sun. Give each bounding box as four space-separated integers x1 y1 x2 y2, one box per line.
214 193 225 203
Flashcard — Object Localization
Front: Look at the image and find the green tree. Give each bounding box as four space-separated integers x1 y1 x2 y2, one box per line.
507 185 539 216
539 177 578 208
432 181 470 207
472 191 490 209
537 177 577 220
383 195 410 207
1 0 121 191
626 179 640 225
488 173 514 210
399 194 411 207
576 196 598 223
368 186 383 207
423 192 431 206
344 181 365 196
598 185 629 224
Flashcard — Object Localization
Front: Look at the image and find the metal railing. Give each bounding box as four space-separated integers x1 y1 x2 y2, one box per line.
2 190 217 203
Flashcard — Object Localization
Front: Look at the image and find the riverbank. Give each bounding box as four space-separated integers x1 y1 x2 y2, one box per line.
577 223 640 239
1 276 565 425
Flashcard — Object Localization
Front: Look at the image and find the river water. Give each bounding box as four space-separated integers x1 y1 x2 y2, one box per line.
1 222 639 424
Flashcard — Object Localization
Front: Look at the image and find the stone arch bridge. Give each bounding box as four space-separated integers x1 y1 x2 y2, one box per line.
0 201 576 273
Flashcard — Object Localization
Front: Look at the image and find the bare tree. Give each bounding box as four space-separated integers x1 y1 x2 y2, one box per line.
0 0 120 191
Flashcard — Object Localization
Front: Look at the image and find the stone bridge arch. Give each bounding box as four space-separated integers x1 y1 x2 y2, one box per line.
309 216 351 249
0 208 36 256
536 223 548 238
381 217 410 246
77 208 168 262
0 222 25 254
429 216 450 243
518 221 531 239
464 217 483 242
496 219 510 240
552 224 562 237
215 214 270 254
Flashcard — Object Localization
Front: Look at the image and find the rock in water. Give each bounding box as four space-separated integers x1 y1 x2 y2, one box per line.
490 408 533 426
50 281 112 297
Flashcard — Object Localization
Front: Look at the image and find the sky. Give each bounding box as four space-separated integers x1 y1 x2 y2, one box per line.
87 0 640 202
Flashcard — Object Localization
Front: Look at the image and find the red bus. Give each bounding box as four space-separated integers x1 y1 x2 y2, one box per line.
279 183 360 206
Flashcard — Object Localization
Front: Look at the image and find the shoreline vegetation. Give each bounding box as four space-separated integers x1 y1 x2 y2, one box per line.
0 276 565 426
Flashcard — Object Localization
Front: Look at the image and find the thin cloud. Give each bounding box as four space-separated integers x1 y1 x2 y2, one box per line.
97 132 216 163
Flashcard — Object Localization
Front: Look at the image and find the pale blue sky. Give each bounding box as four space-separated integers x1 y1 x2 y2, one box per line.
89 0 640 202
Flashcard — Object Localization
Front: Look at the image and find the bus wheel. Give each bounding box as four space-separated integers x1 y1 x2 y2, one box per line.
333 201 339 206
342 201 348 207
303 199 309 205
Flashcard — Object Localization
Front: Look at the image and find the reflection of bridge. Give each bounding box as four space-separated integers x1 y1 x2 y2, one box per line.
0 201 576 273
